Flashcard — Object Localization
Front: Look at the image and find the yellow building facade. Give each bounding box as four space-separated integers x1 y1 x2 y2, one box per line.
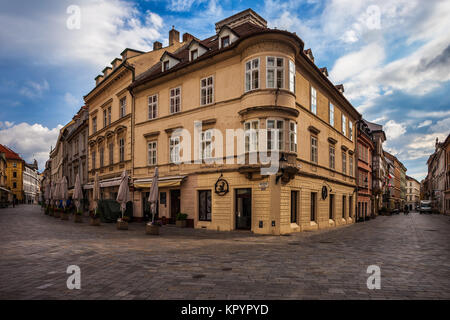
127 9 360 234
0 144 24 202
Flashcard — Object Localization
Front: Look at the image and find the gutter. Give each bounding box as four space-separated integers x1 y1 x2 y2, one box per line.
123 62 136 198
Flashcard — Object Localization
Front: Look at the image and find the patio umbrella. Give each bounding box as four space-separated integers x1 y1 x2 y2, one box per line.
116 170 129 219
73 173 83 212
44 180 50 206
148 167 159 223
52 180 59 207
61 176 68 209
93 172 100 213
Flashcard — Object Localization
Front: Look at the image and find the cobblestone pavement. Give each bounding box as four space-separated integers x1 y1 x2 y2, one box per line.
1 205 449 300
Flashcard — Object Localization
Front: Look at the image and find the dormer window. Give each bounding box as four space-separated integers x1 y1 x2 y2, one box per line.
221 36 230 48
163 60 170 71
191 49 198 61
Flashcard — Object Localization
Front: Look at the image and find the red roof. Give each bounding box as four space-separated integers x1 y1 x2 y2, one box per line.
0 144 23 161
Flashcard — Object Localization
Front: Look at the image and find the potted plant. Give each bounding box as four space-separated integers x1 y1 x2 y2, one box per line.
74 210 83 223
54 207 61 218
49 206 54 217
61 207 69 220
176 213 188 228
146 219 161 235
44 205 50 215
89 210 101 226
117 216 129 230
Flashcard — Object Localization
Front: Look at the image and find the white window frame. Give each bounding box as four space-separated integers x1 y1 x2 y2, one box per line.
266 56 284 89
311 86 317 115
109 142 114 165
267 119 284 151
200 76 214 106
103 109 107 127
170 87 181 114
99 147 104 167
329 145 335 169
120 97 126 118
200 129 213 160
329 103 335 126
311 136 318 163
244 120 259 152
289 121 297 152
349 155 353 176
92 117 97 133
148 94 158 120
289 60 295 93
147 141 157 166
169 136 180 163
107 106 111 125
119 138 125 162
342 114 347 136
245 58 260 92
342 152 347 174
349 121 353 141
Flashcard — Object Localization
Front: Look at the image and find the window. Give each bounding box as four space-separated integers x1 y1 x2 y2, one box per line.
170 136 180 163
342 195 347 218
349 155 353 176
200 76 214 105
147 141 157 166
119 138 125 162
92 117 97 133
329 103 335 126
245 58 259 91
13 162 16 168
244 120 259 152
267 119 284 151
170 87 181 114
342 152 347 174
329 145 335 169
342 114 347 136
148 94 158 120
291 190 298 223
120 97 126 118
266 57 284 89
99 147 104 167
289 60 295 93
311 136 318 163
13 182 17 189
92 151 96 170
349 121 353 141
329 194 335 219
289 121 297 152
311 192 317 221
103 109 107 127
311 87 317 114
13 171 17 178
108 107 111 125
191 49 198 61
221 36 230 48
198 190 211 221
163 60 170 71
109 142 114 165
200 129 213 160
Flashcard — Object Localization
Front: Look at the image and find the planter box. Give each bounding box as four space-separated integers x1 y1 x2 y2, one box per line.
74 215 83 223
176 220 187 228
90 217 101 226
61 213 69 220
117 221 128 230
146 224 160 235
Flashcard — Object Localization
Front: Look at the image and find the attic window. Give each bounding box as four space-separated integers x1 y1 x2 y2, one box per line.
163 60 170 71
221 36 230 48
191 49 198 61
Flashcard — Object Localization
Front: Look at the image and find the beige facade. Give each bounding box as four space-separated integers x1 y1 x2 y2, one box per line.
129 9 360 234
406 175 420 211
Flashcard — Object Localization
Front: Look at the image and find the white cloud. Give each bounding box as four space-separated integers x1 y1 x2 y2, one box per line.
19 80 49 99
0 122 63 171
384 120 406 140
167 0 202 12
64 92 80 108
409 110 450 118
0 0 165 68
417 120 432 128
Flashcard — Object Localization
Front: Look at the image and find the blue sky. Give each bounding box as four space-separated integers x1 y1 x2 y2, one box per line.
0 0 449 180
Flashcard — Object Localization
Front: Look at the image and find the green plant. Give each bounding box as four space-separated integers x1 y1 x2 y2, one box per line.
176 213 188 221
75 210 83 216
118 216 130 222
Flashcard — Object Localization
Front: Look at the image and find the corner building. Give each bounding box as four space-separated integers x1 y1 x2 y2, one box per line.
129 9 360 235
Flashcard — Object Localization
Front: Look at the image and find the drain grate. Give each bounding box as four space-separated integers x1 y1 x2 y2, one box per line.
222 267 232 271
425 229 437 232
192 274 206 279
288 242 301 245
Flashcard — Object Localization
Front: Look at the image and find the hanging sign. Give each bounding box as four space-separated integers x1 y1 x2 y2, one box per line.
215 174 229 196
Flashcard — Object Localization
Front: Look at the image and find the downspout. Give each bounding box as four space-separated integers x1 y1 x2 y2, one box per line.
124 62 135 210
354 119 360 223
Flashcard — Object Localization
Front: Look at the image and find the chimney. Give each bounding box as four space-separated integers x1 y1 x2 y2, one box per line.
153 41 162 50
182 32 194 42
304 49 314 62
336 84 345 94
320 67 328 77
169 26 180 45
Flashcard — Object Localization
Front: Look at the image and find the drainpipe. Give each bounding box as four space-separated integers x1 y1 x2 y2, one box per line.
355 119 360 223
124 62 136 209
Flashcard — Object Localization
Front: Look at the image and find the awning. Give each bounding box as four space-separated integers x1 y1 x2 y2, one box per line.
83 176 122 190
133 176 186 189
0 187 12 193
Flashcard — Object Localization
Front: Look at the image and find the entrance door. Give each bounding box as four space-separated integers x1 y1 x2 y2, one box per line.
170 189 180 222
235 188 252 230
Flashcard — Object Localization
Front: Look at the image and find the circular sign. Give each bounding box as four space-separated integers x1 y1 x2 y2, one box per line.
321 186 328 200
215 176 229 196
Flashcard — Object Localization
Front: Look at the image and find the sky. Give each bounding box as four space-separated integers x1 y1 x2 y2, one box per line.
0 0 449 180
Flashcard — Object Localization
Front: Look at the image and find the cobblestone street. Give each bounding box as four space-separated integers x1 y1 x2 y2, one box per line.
0 205 449 300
